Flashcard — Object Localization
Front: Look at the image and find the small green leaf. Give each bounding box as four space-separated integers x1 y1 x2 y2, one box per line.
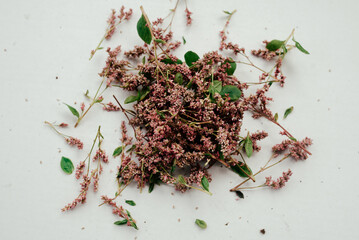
266 39 285 51
208 80 222 95
224 59 236 75
156 110 165 119
124 95 138 104
98 47 104 50
220 85 242 101
201 176 209 192
113 146 123 157
244 136 253 158
174 73 184 85
142 56 146 64
149 183 155 193
137 15 152 44
130 222 138 230
223 10 232 15
289 136 297 141
284 106 294 119
235 190 244 199
125 200 136 206
182 36 186 45
149 173 161 193
177 175 187 185
195 219 207 229
184 51 200 67
138 87 150 101
161 58 183 64
154 39 166 44
126 210 132 217
60 157 74 174
64 103 79 118
95 97 103 103
293 38 309 54
114 219 128 225
281 44 287 54
274 113 278 122
126 145 136 153
231 163 252 178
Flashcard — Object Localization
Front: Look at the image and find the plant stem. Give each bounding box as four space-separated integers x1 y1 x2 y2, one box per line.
230 154 289 192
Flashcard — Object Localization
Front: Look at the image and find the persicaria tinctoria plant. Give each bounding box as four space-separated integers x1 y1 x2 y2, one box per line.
46 2 312 230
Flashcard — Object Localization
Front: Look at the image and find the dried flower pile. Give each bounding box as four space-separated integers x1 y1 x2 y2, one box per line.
46 2 312 230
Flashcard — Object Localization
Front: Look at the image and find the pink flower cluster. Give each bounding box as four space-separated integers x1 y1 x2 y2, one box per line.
185 8 192 25
59 122 68 128
75 161 85 179
93 149 109 163
250 131 269 152
265 169 293 189
105 7 133 40
62 175 90 211
103 102 120 111
65 137 83 149
101 195 133 225
272 137 313 160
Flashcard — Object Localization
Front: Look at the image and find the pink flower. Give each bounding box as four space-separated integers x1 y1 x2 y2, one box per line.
185 8 192 25
265 169 293 189
75 161 85 179
65 137 83 150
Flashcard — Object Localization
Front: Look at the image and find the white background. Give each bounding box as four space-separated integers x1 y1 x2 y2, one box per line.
1 0 359 239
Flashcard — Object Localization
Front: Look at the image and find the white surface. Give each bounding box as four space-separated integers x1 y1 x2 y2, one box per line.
1 0 359 239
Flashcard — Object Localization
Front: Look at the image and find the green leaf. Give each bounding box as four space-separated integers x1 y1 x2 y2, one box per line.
95 97 103 103
161 58 183 64
142 56 146 64
266 39 285 51
293 38 309 54
244 136 253 158
149 183 155 193
98 47 104 50
195 219 207 229
124 95 138 104
114 219 128 225
138 87 150 101
220 85 242 101
156 110 165 119
113 146 123 157
149 173 161 193
231 162 253 178
223 10 232 15
274 113 278 122
182 36 186 45
174 73 184 85
125 200 136 206
224 59 236 75
289 136 297 141
137 15 152 44
281 44 287 54
154 39 166 44
177 175 187 185
201 176 209 192
284 106 294 119
235 190 244 199
208 80 222 95
130 222 138 230
60 157 74 174
184 51 200 67
64 103 79 118
126 144 136 153
126 210 132 217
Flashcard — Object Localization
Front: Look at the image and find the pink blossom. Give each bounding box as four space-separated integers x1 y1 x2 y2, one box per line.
65 137 83 150
265 169 293 189
75 161 85 179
